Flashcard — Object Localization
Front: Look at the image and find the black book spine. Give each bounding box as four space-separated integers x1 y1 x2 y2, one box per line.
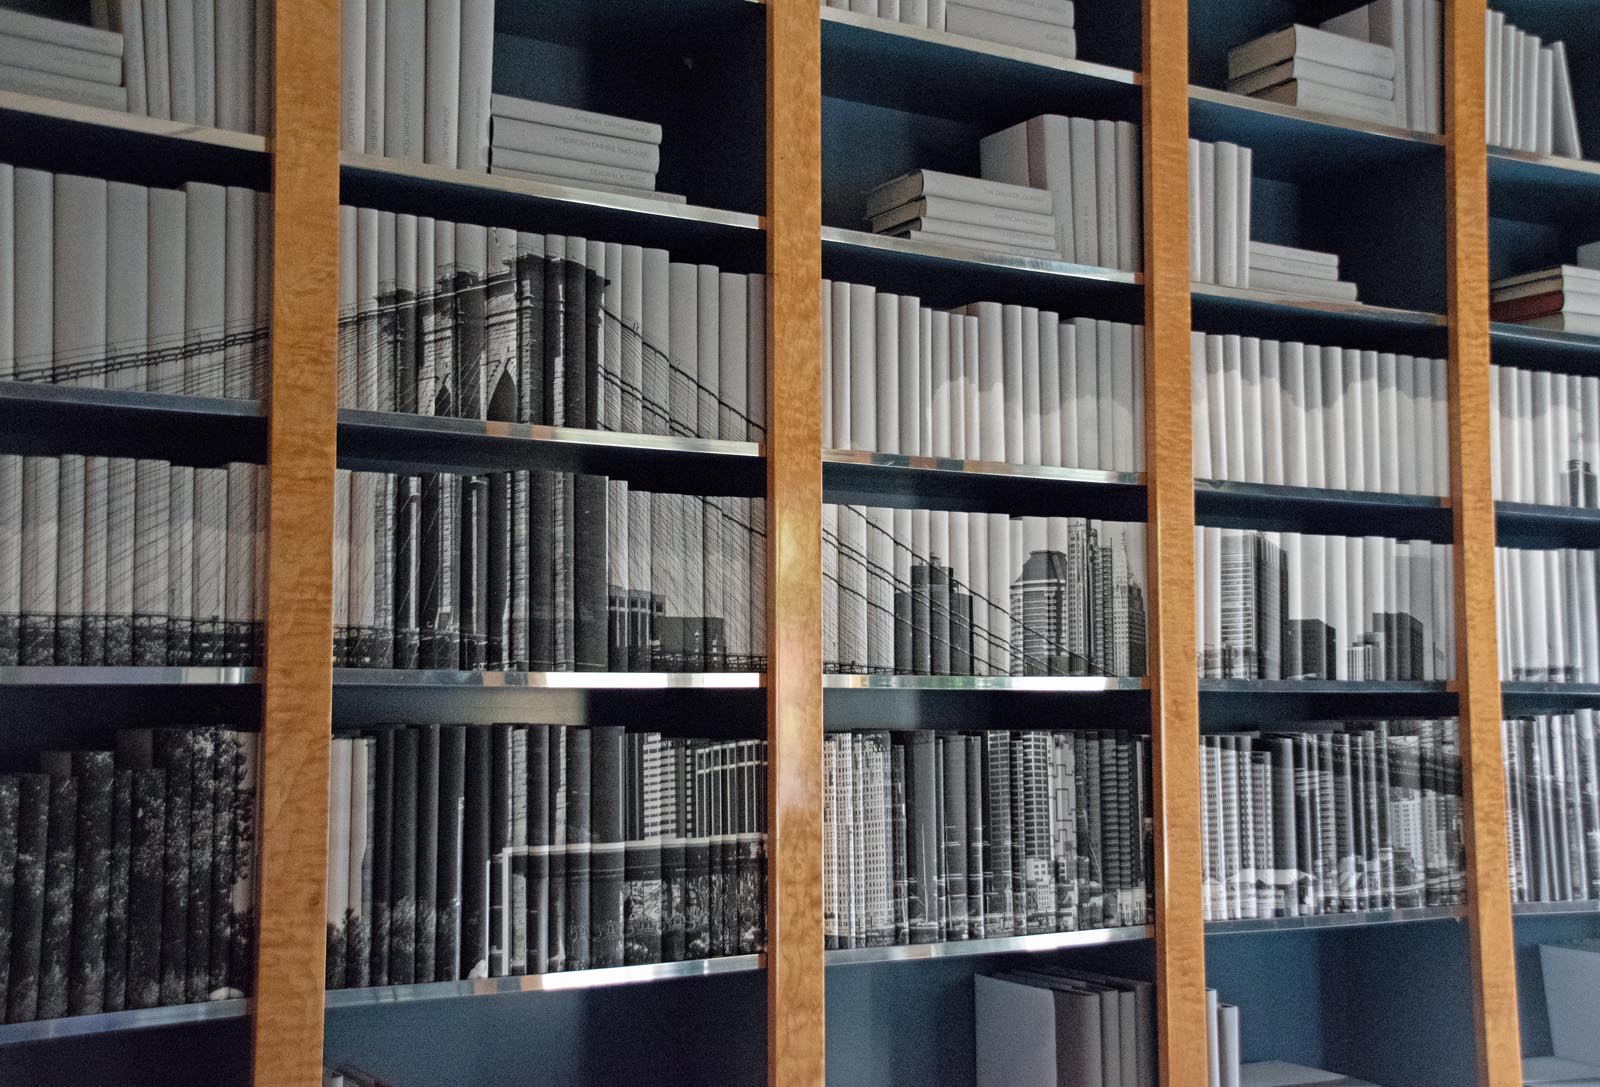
460 725 490 979
209 735 237 995
68 750 114 1015
184 730 215 1003
584 265 602 430
458 476 488 670
660 793 686 963
419 473 459 670
349 738 375 990
564 728 592 970
529 471 557 670
905 732 939 944
487 472 512 669
983 733 1013 937
369 730 394 986
414 724 440 984
912 565 932 676
6 774 50 1022
125 769 165 1009
546 727 568 971
890 743 909 945
563 247 588 429
940 735 968 940
392 475 421 669
454 267 486 421
515 245 544 425
929 565 951 676
965 734 985 940
387 727 418 985
38 769 78 1019
394 278 419 416
589 726 625 968
0 778 18 1015
573 475 610 672
488 725 512 975
950 592 972 676
435 725 466 982
542 241 564 426
893 589 913 675
528 727 552 973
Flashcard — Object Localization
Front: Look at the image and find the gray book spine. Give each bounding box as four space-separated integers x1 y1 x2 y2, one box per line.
6 774 50 1022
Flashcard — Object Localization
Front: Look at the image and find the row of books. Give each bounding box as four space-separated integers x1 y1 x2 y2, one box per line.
822 507 1148 678
866 169 1062 260
0 726 258 1024
1201 721 1465 923
824 0 1080 60
1229 22 1406 128
824 729 1150 950
334 469 766 673
979 115 1142 271
1187 140 1252 289
1491 362 1600 507
1195 528 1456 682
1244 239 1359 303
1321 1 1443 134
2 166 269 397
1485 9 1581 157
1 454 265 669
823 282 1145 472
0 4 262 132
1192 333 1449 497
1494 546 1600 684
487 96 678 203
325 724 765 989
339 0 493 170
975 966 1155 1087
1491 262 1600 338
1503 712 1600 906
338 207 767 441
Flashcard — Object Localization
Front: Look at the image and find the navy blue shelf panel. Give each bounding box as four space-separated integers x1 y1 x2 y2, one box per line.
493 0 762 51
1491 322 1600 376
1199 679 1457 728
822 447 1147 517
1207 905 1462 937
1511 906 1600 1061
1189 88 1441 180
0 382 266 467
1190 284 1448 352
824 679 1150 733
1496 501 1600 550
1488 152 1600 229
1503 682 1600 716
0 1006 249 1086
1194 478 1451 541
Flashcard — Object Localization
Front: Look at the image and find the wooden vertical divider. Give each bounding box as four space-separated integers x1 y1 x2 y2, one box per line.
766 2 826 1085
1142 2 1207 1085
1444 3 1521 1084
250 0 342 1082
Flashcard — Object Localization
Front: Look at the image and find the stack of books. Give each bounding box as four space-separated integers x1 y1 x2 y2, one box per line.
1228 23 1399 127
865 169 1059 259
1491 264 1600 337
0 7 125 112
1503 712 1600 907
1319 1 1445 134
488 95 681 203
1495 545 1600 684
1532 943 1600 1085
1490 362 1600 508
975 968 1155 1086
1248 240 1360 302
979 113 1143 271
822 0 1078 60
1209 991 1243 1087
1485 10 1581 156
1188 139 1253 288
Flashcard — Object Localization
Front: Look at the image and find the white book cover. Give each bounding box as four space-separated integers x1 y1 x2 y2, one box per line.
167 0 196 123
1321 344 1346 490
696 263 721 440
641 247 670 436
1206 333 1228 479
720 273 749 442
1037 310 1060 468
1235 146 1252 288
1254 80 1398 126
1302 346 1326 488
457 0 493 172
830 280 850 449
1367 0 1408 127
1002 305 1025 464
53 173 108 389
141 0 171 119
147 186 187 394
1192 331 1211 477
1188 139 1203 281
364 0 385 152
1240 336 1263 483
184 181 227 398
1112 321 1136 473
1094 318 1115 470
899 295 922 457
490 95 662 144
193 0 214 127
1199 141 1216 284
849 283 876 452
1504 24 1520 151
1229 57 1394 100
874 291 900 455
490 146 656 191
1537 46 1554 156
193 466 227 658
106 181 149 392
1339 348 1363 491
973 302 1005 463
1552 41 1581 158
1228 24 1397 81
1280 341 1306 487
1068 116 1098 268
12 169 51 384
1094 119 1119 271
212 0 249 131
424 0 461 168
931 309 953 458
1222 334 1244 482
1115 121 1140 271
384 0 425 161
668 261 699 436
868 168 1052 217
223 187 257 399
1054 319 1073 468
1260 341 1283 485
944 5 1076 58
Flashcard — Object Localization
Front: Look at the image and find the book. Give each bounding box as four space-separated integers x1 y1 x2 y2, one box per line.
944 4 1076 57
1252 80 1400 125
1227 57 1395 100
866 169 1053 217
1228 24 1398 82
489 95 663 145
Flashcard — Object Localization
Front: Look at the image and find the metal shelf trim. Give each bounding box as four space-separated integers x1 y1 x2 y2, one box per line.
1188 85 1443 146
0 997 248 1046
821 227 1141 284
1199 678 1454 695
1191 282 1446 325
824 674 1147 691
341 410 762 460
1512 900 1600 918
0 666 259 686
0 89 268 153
324 955 764 1007
334 669 766 689
826 924 1151 965
1206 905 1463 935
825 448 1143 487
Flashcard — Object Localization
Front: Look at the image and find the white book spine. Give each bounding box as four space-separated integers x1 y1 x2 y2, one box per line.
1073 317 1097 469
457 0 493 172
899 295 922 457
1188 139 1202 282
1068 117 1098 267
53 173 109 388
975 303 1005 463
106 180 150 392
1111 320 1135 473
1037 311 1059 468
13 169 52 384
875 292 900 455
223 187 257 399
212 0 248 131
425 0 461 168
719 273 749 443
1281 341 1306 487
364 0 386 152
342 0 366 151
1240 336 1263 484
1260 340 1283 486
1002 305 1024 464
1115 120 1141 272
1192 331 1211 478
1342 349 1364 491
167 0 196 122
193 0 214 127
1321 345 1346 490
1094 119 1119 271
385 0 425 161
183 181 227 398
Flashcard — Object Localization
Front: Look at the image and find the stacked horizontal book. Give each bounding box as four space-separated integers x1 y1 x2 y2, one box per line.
335 468 764 674
1494 546 1600 684
1320 1 1444 133
1228 22 1400 127
1192 332 1448 496
488 95 680 203
979 114 1142 271
864 169 1060 260
1491 265 1600 338
823 0 1079 60
338 208 765 443
1484 10 1581 157
1246 240 1359 303
826 729 1150 950
1187 140 1253 288
1201 721 1465 920
975 967 1155 1087
1491 362 1600 506
1240 1064 1380 1087
824 283 1144 471
3 166 269 397
340 0 495 169
0 726 258 1023
822 506 1147 678
1503 712 1600 907
1195 528 1455 682
325 723 764 986
0 453 265 669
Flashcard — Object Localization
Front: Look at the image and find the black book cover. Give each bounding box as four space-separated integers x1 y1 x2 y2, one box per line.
418 473 458 670
125 768 165 1009
893 587 913 675
392 475 422 669
564 728 592 970
939 735 968 940
683 829 710 960
38 767 78 1019
348 738 375 990
460 725 490 979
184 730 216 1003
563 247 588 429
912 564 932 676
387 727 418 985
702 497 725 673
965 734 985 940
545 727 567 972
528 470 557 670
573 475 610 672
528 727 552 973
510 471 532 671
0 778 18 1015
457 476 489 670
487 472 512 669
584 264 603 430
209 734 237 994
904 732 939 944
1293 735 1317 914
6 773 50 1023
387 264 419 416
515 243 545 425
542 239 565 427
622 734 660 966
736 757 763 956
414 725 440 984
435 725 466 982
929 563 951 676
1334 734 1357 912
67 750 114 1014
983 733 1013 937
950 591 973 676
890 744 909 945
590 726 625 967
488 725 512 975
453 262 486 421
659 741 686 963
368 729 394 986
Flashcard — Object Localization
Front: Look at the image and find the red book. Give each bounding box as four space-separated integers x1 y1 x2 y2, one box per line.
1492 289 1571 323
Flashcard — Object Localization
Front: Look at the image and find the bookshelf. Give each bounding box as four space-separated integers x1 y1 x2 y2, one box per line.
1 0 1595 1084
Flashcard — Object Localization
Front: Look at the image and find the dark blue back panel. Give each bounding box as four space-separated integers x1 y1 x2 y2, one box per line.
1513 912 1600 1058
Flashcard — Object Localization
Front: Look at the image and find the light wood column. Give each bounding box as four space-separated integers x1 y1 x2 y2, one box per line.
1142 3 1207 1085
1444 3 1521 1085
765 2 826 1086
251 0 341 1082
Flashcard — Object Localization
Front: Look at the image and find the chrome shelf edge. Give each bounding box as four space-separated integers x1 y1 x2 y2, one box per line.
1513 900 1600 918
1490 321 1600 350
1199 679 1454 695
0 997 248 1046
334 669 766 689
341 409 762 459
820 7 1140 86
1188 85 1443 146
0 90 268 153
0 381 265 419
1192 282 1446 325
826 924 1152 965
824 674 1147 691
1489 147 1600 179
341 152 764 232
822 227 1141 284
324 954 764 1008
1206 904 1462 935
1195 478 1448 508
1503 682 1600 699
825 448 1143 487
0 666 259 686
